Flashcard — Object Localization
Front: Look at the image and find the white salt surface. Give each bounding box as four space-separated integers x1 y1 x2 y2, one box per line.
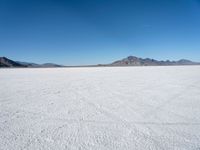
1 66 200 149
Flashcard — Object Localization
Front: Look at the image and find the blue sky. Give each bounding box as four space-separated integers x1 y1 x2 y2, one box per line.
0 0 200 65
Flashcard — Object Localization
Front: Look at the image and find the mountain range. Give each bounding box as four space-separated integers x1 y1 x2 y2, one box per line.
0 56 199 68
110 56 199 66
0 57 63 68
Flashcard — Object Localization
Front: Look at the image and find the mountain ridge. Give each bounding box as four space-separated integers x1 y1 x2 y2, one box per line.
110 56 199 66
0 56 199 68
16 61 64 68
0 57 63 68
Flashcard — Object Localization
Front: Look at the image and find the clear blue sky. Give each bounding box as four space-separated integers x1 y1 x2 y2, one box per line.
0 0 200 65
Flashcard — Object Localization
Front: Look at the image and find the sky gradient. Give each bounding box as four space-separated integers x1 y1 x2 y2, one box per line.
0 0 200 65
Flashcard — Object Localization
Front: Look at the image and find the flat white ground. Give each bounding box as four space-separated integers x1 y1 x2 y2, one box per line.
1 66 200 150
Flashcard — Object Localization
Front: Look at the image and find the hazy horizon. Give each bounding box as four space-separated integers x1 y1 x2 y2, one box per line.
1 0 200 65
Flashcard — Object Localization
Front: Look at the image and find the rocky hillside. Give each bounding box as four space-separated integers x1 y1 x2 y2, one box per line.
111 56 199 66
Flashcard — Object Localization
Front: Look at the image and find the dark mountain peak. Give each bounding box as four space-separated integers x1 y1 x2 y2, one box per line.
0 57 26 67
127 56 139 60
0 56 9 61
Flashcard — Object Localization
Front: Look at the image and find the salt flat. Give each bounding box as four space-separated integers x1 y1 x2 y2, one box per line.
1 66 200 150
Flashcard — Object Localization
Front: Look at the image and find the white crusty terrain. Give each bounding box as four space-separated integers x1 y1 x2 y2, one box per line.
1 66 200 149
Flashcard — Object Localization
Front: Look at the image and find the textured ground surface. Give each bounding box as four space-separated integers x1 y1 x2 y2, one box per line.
1 66 200 150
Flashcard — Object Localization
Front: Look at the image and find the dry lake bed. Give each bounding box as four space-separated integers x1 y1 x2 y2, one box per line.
1 66 200 149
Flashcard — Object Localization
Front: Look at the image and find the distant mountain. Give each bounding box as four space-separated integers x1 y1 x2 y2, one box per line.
0 57 64 68
16 61 63 68
110 56 199 66
16 61 40 67
16 61 64 68
39 63 63 67
0 57 26 67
